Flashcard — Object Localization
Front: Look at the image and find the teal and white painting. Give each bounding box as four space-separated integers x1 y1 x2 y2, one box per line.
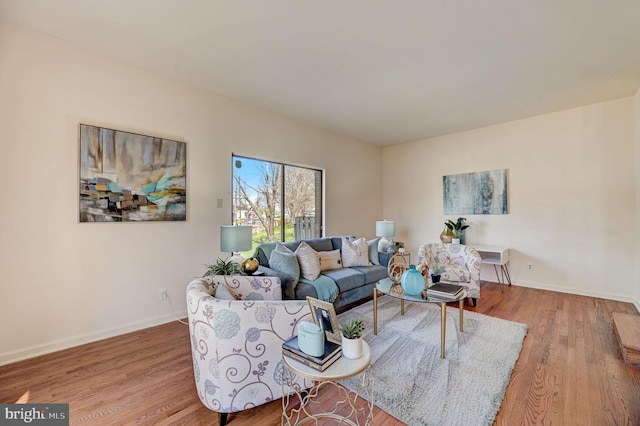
443 169 508 215
79 124 186 222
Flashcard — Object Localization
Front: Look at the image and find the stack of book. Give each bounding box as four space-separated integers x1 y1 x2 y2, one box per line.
282 336 342 371
426 283 464 300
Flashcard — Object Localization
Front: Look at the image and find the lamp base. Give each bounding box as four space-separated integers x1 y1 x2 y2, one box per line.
228 253 245 266
377 238 390 253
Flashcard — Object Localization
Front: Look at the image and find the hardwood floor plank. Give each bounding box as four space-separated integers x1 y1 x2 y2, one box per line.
1 281 639 425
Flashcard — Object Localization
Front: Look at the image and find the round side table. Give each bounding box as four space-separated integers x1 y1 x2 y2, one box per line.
281 341 374 425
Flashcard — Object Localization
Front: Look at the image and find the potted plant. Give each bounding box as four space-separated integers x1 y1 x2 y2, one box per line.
340 319 365 359
203 258 244 276
430 264 445 283
445 217 469 244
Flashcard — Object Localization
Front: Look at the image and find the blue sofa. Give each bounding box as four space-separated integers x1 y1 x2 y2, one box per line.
253 236 391 311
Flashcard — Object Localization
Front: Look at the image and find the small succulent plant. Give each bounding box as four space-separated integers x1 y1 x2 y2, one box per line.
430 264 445 276
341 319 365 340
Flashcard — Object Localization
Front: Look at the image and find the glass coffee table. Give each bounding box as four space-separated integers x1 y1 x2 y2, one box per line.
373 278 464 358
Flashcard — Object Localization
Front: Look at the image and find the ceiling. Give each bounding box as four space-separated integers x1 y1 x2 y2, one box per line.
2 0 640 146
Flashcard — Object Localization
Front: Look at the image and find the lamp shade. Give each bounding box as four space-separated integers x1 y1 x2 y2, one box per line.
220 226 252 253
375 220 395 238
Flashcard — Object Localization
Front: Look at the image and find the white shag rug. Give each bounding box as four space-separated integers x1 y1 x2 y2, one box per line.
338 296 528 426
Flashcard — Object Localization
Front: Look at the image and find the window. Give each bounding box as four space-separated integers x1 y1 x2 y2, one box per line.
232 155 323 252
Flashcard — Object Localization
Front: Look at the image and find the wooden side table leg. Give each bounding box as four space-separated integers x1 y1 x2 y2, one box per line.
373 289 378 335
440 302 446 359
401 299 405 316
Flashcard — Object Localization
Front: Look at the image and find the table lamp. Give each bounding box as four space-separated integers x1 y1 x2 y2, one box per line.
376 220 395 253
220 225 252 265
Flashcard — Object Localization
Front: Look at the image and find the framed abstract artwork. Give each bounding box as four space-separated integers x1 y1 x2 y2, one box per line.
443 169 508 215
79 124 187 222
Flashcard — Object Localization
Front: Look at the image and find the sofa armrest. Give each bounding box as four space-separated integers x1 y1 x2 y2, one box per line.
257 265 296 299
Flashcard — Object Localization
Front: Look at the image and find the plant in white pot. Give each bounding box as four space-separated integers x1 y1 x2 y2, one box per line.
445 217 469 244
340 319 365 359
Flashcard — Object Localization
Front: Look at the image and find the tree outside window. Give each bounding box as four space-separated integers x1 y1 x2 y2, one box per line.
232 155 323 254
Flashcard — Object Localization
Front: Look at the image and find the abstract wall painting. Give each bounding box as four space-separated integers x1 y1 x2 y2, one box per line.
443 169 508 215
79 124 186 222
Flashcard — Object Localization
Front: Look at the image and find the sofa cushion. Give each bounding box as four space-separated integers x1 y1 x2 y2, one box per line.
298 274 339 303
270 242 301 289
321 268 365 293
303 237 334 252
341 237 371 267
350 265 388 284
296 241 322 281
319 249 342 271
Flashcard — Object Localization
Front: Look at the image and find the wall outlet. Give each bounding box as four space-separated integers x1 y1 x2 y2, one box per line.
527 263 534 271
157 288 168 301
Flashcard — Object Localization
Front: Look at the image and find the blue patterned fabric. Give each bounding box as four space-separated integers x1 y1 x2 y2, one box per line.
187 278 314 417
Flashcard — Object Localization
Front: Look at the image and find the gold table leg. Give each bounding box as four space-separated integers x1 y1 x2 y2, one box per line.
459 298 464 332
401 299 405 316
373 289 378 335
440 302 446 359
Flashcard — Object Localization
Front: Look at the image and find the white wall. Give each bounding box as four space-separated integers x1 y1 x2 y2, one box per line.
383 98 638 305
635 88 640 310
0 21 383 365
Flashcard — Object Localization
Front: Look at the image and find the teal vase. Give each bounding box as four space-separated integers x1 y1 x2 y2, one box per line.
401 264 424 296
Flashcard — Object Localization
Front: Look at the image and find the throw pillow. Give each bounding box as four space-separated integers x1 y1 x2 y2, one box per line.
295 241 322 281
319 249 343 271
270 242 301 288
214 283 236 300
341 237 371 267
367 238 380 265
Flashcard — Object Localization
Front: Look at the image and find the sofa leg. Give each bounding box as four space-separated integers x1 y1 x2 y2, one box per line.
219 412 228 426
472 298 477 307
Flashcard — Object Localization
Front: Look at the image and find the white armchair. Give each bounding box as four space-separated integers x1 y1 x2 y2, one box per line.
417 243 482 306
187 276 314 425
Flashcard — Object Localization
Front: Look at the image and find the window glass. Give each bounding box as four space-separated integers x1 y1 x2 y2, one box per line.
232 155 323 255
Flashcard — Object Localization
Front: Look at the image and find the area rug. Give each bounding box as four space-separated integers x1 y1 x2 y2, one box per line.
337 297 528 426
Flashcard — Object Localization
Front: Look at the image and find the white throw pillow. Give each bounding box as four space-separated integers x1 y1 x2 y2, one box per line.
295 241 322 281
319 249 343 271
341 237 371 267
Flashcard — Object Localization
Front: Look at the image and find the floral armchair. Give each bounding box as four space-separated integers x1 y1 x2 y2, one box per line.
187 276 314 426
417 243 482 306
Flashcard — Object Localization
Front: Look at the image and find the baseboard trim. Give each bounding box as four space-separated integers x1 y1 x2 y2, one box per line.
506 280 638 307
0 310 187 367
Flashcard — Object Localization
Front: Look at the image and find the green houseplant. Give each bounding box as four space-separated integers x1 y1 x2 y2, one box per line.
340 319 365 359
203 258 244 277
430 264 445 283
341 319 365 340
445 217 469 243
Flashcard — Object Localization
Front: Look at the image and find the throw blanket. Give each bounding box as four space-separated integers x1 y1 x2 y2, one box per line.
299 275 339 303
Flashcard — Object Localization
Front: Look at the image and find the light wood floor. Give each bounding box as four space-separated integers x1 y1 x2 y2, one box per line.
1 281 639 425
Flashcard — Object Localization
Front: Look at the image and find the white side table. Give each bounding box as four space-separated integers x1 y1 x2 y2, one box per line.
281 341 374 425
473 245 512 286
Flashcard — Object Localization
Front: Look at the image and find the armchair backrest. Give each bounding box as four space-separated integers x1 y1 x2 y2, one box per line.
209 275 283 300
418 243 482 275
186 278 313 415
